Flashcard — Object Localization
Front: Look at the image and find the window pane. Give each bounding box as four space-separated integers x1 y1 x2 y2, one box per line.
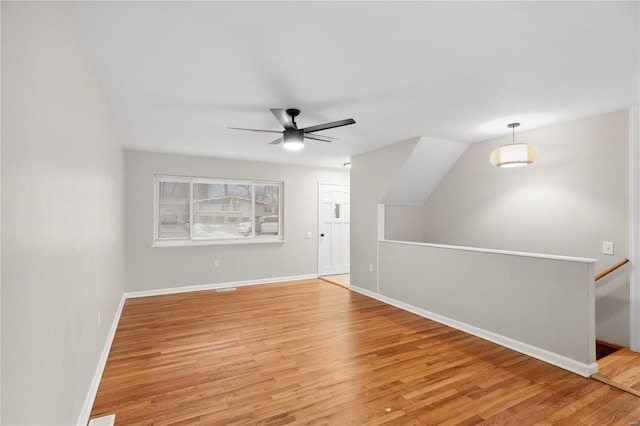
255 184 280 237
192 183 253 238
158 182 190 239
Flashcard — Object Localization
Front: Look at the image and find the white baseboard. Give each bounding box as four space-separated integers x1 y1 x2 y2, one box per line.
82 275 596 426
78 274 318 424
349 285 598 378
88 414 115 426
77 295 126 426
124 274 318 299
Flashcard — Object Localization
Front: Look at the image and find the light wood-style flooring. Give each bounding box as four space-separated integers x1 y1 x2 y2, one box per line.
91 279 640 425
320 273 350 288
593 348 640 397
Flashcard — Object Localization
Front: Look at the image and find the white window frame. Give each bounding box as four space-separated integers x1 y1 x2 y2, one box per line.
153 175 284 247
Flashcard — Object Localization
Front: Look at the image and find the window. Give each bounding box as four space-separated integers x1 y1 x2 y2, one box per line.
158 180 190 239
154 176 283 245
192 183 252 239
255 184 280 236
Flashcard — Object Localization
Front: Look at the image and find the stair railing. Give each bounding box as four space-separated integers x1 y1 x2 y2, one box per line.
595 258 630 282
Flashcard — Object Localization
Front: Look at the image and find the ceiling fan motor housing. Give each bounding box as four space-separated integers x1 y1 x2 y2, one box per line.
283 128 304 142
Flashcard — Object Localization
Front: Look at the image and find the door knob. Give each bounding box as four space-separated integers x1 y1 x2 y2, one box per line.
320 233 325 237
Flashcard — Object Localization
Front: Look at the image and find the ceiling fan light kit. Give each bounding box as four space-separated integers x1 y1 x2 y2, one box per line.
283 129 304 151
229 108 355 151
490 122 539 168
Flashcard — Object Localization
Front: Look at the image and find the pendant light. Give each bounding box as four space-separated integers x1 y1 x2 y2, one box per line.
489 123 539 168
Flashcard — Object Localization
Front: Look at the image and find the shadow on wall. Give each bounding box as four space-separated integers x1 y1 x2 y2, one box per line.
596 267 631 347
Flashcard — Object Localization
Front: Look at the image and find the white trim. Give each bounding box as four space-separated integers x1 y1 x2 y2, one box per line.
377 204 385 293
152 237 285 248
381 239 595 264
153 175 284 245
630 104 640 352
153 175 192 243
317 182 321 275
88 414 115 426
349 285 598 378
77 296 126 426
124 274 318 299
586 264 597 366
77 274 317 424
377 204 385 241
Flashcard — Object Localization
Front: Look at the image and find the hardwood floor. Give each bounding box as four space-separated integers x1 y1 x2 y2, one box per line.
91 279 640 425
319 273 350 288
596 340 625 361
593 348 640 397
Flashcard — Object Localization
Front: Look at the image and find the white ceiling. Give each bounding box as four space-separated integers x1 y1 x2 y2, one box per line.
70 1 639 169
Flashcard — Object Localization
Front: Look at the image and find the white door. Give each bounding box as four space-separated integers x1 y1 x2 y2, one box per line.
318 183 350 276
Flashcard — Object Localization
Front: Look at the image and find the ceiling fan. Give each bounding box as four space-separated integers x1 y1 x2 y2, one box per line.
229 108 356 151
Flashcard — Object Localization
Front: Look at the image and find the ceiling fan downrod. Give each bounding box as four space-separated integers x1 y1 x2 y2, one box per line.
286 108 300 128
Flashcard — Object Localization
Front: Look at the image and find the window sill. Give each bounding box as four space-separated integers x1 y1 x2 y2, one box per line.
152 237 286 248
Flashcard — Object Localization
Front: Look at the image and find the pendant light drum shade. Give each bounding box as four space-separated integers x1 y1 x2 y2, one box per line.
490 122 539 167
490 143 539 167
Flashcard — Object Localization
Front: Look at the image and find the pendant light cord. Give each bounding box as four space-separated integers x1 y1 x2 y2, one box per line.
507 122 520 145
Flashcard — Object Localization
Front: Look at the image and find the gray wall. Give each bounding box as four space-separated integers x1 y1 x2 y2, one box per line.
596 273 631 346
125 150 349 292
351 138 419 291
1 2 125 425
421 110 630 345
385 205 423 242
352 111 630 346
422 110 629 268
377 241 596 376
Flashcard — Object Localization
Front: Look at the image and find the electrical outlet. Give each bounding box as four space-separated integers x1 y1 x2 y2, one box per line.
306 231 312 239
369 264 373 272
214 259 220 267
603 242 614 255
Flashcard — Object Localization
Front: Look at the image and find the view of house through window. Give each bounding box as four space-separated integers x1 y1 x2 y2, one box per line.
155 176 282 244
193 183 253 238
158 181 190 239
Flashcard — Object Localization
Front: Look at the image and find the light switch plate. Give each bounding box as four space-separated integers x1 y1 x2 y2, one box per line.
306 232 312 239
603 242 614 255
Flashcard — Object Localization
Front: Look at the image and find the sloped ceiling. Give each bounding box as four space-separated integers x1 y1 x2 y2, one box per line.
382 136 468 206
70 1 639 168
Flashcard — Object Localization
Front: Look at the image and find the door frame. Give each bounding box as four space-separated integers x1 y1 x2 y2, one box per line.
317 182 350 277
630 105 639 352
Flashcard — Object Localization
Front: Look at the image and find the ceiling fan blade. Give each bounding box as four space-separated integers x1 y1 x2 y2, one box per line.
301 118 356 133
268 136 283 145
304 134 333 143
270 109 296 130
308 133 337 140
228 127 283 134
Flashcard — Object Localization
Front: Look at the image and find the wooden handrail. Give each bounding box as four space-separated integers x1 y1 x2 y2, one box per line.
595 258 629 281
